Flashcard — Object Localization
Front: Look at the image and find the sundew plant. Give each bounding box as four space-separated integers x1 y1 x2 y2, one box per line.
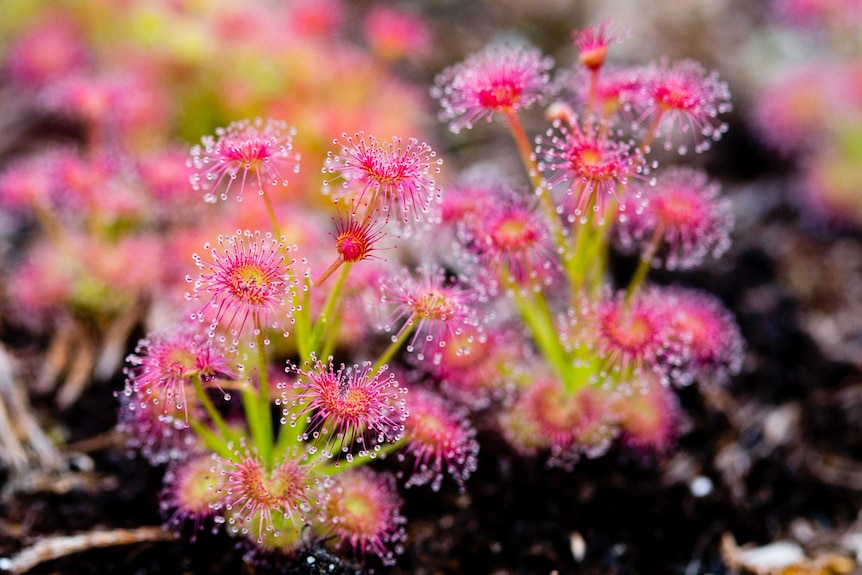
113 20 744 569
0 9 743 565
429 23 741 465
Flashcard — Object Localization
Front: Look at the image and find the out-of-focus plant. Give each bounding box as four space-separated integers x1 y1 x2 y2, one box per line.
0 0 428 406
752 0 862 224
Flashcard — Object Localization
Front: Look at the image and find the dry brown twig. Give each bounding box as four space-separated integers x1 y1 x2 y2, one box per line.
36 301 145 409
0 345 65 497
0 527 177 574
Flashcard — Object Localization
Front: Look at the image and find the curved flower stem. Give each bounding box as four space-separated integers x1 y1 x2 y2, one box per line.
625 225 663 303
310 262 353 355
500 270 570 385
314 256 345 287
255 330 274 465
370 321 417 378
260 190 282 239
191 373 234 444
189 420 236 461
637 110 665 154
502 108 568 253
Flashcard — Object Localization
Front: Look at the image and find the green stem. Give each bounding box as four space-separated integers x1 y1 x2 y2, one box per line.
500 272 568 381
587 226 611 295
567 201 591 288
310 262 353 355
259 194 311 359
626 254 652 302
625 226 663 302
273 410 299 462
562 351 600 395
319 305 344 360
568 191 610 291
241 386 263 455
191 373 234 443
370 321 417 377
189 420 236 461
254 330 274 464
293 274 313 360
567 187 620 295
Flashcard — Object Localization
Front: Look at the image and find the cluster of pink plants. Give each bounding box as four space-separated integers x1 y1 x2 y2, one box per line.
428 25 741 469
1 5 745 570
120 114 481 563
0 0 429 404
